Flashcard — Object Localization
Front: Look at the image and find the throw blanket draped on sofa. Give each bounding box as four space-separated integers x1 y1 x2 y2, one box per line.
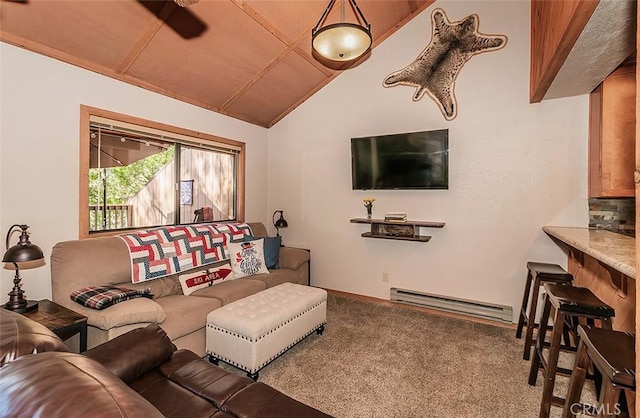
120 222 252 283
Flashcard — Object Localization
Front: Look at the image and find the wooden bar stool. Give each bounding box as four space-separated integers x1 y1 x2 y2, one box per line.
516 262 573 360
562 325 635 418
528 283 614 418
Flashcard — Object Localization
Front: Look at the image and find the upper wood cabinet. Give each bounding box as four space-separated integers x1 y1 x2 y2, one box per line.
589 63 636 198
530 0 599 103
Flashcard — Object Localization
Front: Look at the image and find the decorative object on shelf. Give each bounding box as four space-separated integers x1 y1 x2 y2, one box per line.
2 224 44 312
383 8 507 121
350 218 445 242
272 210 289 237
311 0 372 63
363 197 375 220
385 212 407 223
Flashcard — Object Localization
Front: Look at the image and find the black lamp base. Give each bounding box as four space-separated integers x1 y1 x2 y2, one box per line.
2 299 38 313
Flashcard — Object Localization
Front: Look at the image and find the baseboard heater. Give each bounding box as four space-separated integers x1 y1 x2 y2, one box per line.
390 288 513 323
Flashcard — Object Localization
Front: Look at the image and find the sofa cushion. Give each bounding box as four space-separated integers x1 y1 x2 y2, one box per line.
178 263 235 296
223 382 331 418
70 285 152 310
158 351 253 407
51 236 133 307
247 222 268 238
228 240 269 278
129 350 252 417
84 324 176 384
191 278 267 305
86 298 166 331
277 247 310 270
154 295 221 340
127 275 182 298
0 309 70 365
244 235 281 269
247 269 300 289
0 352 163 417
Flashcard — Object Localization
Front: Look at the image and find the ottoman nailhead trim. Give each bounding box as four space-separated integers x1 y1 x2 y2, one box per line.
206 321 326 374
207 298 327 343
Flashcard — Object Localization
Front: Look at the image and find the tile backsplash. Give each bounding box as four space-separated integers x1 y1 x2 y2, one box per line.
588 197 635 237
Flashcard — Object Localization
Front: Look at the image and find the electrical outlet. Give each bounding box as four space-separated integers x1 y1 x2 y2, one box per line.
382 272 389 282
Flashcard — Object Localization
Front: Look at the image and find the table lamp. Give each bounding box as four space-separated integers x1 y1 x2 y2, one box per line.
272 210 289 237
3 224 44 312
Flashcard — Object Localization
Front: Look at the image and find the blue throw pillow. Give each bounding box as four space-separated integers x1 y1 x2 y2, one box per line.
243 235 281 269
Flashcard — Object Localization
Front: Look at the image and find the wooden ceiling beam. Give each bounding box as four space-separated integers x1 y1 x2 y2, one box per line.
221 0 336 111
220 45 296 111
230 0 293 45
115 1 179 75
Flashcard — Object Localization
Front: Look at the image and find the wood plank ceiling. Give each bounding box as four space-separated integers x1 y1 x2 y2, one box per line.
0 0 433 128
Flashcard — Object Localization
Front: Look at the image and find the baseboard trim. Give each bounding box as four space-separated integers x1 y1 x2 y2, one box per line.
322 288 516 330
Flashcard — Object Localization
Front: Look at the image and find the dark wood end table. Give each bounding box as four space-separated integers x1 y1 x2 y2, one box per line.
20 299 88 352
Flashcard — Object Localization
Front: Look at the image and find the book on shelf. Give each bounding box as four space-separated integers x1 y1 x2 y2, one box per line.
384 212 407 222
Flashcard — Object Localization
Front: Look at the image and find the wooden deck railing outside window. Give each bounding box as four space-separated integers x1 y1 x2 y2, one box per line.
89 205 133 231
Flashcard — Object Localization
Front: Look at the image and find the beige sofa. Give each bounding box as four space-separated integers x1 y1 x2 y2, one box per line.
51 222 310 356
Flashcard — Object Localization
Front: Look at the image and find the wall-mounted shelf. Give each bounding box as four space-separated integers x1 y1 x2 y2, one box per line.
350 218 445 242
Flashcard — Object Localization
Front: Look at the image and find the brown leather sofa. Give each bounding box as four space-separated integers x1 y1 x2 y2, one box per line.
0 309 331 417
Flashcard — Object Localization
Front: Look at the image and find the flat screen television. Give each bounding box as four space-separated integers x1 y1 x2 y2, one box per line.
351 129 449 190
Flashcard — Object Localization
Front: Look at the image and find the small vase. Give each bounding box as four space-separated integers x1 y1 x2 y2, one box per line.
366 206 372 220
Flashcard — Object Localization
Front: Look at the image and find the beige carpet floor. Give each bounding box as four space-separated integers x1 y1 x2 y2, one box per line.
221 293 596 418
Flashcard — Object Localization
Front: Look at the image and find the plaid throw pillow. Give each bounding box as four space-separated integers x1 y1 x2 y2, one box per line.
70 286 152 310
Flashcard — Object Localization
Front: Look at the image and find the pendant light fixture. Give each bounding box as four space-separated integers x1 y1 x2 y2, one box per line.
312 0 372 62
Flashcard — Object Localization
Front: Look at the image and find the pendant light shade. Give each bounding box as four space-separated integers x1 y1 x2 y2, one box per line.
312 0 372 63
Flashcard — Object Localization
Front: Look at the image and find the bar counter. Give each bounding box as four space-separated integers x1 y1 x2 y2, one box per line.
542 226 635 279
542 226 636 333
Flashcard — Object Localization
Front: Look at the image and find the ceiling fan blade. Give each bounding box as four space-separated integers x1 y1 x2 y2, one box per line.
173 0 199 7
138 0 207 39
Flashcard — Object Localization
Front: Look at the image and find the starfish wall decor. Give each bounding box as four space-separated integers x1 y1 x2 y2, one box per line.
383 8 507 121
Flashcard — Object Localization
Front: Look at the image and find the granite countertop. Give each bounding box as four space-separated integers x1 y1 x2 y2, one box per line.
542 226 636 279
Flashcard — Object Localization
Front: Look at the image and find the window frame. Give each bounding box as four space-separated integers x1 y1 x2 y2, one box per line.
79 105 246 239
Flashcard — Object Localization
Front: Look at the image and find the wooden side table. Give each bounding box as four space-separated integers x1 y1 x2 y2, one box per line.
20 299 88 352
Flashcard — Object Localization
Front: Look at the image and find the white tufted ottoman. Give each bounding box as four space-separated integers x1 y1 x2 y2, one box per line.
206 282 327 380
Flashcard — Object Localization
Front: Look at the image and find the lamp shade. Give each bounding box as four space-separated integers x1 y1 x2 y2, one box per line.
3 244 44 263
312 22 372 62
3 225 44 263
274 216 288 229
273 210 288 228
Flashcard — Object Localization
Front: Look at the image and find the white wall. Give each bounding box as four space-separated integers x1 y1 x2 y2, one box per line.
268 1 589 319
0 43 269 301
0 1 590 319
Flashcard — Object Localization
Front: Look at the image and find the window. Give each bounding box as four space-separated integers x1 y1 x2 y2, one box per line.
80 106 245 238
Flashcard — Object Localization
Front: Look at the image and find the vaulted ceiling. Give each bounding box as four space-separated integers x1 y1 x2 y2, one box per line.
0 0 434 128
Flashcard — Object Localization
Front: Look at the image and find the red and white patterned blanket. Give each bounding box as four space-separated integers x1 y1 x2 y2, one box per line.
119 222 253 284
